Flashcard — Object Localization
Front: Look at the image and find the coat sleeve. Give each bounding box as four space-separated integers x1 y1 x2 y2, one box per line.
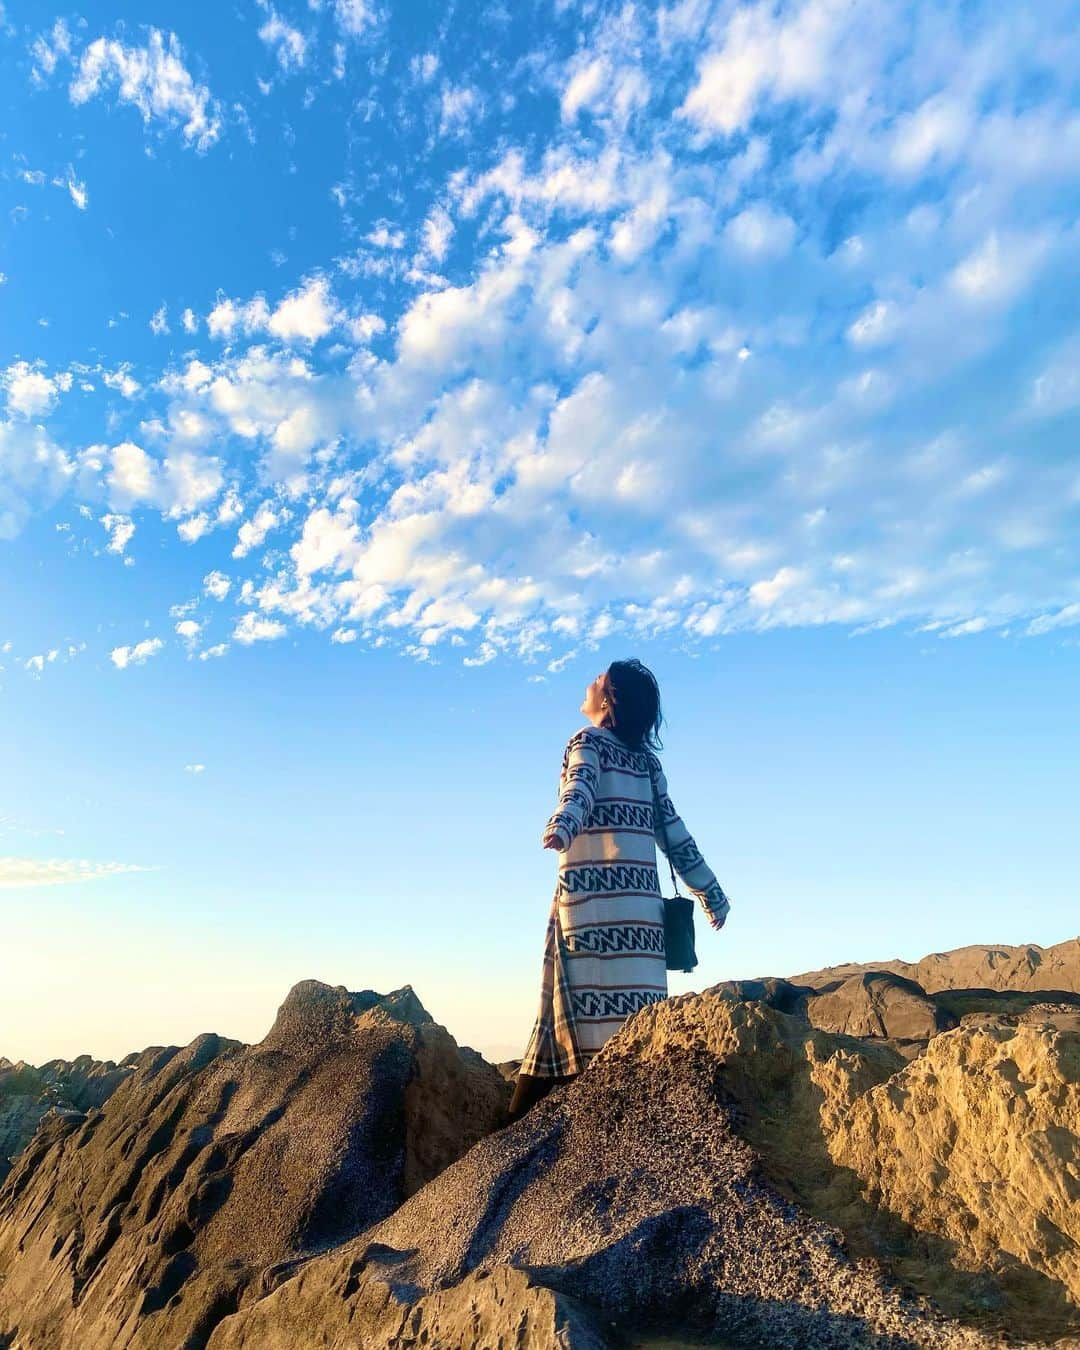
650 756 730 931
542 729 601 851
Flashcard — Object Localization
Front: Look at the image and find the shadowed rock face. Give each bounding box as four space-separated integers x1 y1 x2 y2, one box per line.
805 971 956 1042
0 981 509 1350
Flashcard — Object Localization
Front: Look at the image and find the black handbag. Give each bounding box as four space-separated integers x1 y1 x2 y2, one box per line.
647 759 699 974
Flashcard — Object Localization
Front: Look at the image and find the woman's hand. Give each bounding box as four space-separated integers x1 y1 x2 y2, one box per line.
542 830 568 851
704 885 731 931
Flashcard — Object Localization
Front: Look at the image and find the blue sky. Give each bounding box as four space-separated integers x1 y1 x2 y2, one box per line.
1 0 1077 1065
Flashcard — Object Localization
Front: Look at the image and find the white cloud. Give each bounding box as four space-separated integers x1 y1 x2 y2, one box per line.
233 612 287 643
24 650 59 675
70 29 222 151
846 300 898 347
208 276 340 345
175 618 201 639
181 307 198 334
348 312 387 344
439 84 480 137
411 52 438 83
233 503 280 558
62 165 88 210
258 8 307 71
203 569 232 600
1030 336 1080 418
330 626 357 643
207 294 271 340
0 857 149 887
562 58 608 122
150 304 169 335
678 0 849 137
367 222 404 249
724 203 796 258
102 367 141 398
110 637 164 669
3 361 66 418
184 762 206 773
199 643 229 660
0 421 73 539
104 441 223 517
267 275 340 343
31 19 73 83
1026 604 1080 636
938 616 990 639
101 512 135 554
948 230 1050 307
890 94 973 176
420 205 454 263
8 0 1076 665
333 0 377 37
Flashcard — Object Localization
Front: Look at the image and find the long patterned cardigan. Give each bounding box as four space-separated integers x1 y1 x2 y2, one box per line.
519 724 730 1078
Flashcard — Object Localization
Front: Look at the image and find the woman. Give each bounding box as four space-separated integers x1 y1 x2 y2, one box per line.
505 658 730 1125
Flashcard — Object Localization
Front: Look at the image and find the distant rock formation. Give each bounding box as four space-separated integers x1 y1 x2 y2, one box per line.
1 943 1077 1349
789 936 1080 995
0 1053 135 1182
0 981 508 1349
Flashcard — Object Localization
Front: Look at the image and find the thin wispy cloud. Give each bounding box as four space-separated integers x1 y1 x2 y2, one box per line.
0 857 153 887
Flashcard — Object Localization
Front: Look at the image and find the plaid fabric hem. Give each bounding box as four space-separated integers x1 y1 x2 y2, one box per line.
518 888 590 1078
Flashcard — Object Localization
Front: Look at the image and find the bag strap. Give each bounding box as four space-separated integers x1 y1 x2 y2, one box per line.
645 754 682 896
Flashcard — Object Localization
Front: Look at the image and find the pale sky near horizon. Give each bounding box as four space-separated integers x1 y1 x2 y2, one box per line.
1 0 1077 1067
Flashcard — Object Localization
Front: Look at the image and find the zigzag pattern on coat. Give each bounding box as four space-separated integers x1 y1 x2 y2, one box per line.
667 835 705 874
564 923 666 955
590 736 654 774
588 800 654 830
559 862 661 896
571 988 667 1018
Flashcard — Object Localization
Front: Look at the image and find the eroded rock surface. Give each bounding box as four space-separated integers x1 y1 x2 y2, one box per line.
209 994 1065 1350
830 1020 1080 1320
3 950 1078 1350
0 981 509 1349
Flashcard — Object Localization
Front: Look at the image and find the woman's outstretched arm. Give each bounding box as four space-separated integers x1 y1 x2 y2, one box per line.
650 757 730 930
541 728 601 851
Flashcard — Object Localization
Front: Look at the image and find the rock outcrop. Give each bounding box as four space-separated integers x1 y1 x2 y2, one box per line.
0 981 509 1349
207 994 1080 1349
805 971 957 1044
790 937 1080 996
830 1020 1080 1329
0 1054 135 1181
2 947 1078 1350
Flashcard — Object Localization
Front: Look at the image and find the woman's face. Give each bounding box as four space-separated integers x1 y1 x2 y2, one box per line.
581 671 608 724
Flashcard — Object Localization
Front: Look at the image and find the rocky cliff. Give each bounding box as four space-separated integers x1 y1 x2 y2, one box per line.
0 981 508 1348
1 943 1077 1349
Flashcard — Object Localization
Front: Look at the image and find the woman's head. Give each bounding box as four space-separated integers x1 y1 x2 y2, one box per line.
581 658 665 751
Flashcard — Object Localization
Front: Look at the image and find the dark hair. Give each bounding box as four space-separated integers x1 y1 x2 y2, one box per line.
599 658 664 753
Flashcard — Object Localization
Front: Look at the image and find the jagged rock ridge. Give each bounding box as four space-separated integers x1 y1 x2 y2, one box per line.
0 980 508 1349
